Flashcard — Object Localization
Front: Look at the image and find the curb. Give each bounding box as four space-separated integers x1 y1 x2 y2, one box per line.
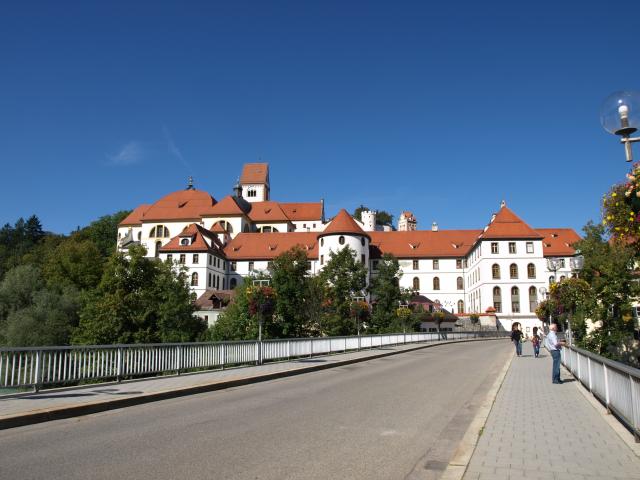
440 347 514 480
0 337 507 431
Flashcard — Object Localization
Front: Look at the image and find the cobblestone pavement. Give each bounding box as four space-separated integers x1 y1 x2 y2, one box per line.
462 342 640 480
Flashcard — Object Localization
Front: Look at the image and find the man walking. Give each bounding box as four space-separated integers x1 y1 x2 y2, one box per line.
545 323 565 384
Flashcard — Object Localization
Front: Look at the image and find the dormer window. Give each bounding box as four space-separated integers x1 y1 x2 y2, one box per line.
180 238 191 246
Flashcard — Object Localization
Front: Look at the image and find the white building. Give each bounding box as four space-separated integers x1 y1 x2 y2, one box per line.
118 163 580 333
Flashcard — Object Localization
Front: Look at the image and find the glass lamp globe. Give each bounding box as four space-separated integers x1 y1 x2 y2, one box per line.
600 90 640 136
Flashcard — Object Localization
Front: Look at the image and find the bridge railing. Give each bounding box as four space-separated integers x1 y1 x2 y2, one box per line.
0 330 508 393
561 345 640 441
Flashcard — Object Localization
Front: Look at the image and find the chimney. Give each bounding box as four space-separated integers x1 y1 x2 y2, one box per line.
432 222 438 232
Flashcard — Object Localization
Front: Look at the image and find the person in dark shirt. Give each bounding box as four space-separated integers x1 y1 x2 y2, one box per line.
511 322 523 356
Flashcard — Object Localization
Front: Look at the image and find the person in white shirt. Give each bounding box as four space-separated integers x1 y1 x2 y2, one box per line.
545 323 566 384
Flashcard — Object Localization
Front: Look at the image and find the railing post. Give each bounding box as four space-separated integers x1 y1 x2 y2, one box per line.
628 373 640 442
587 357 592 392
34 350 42 393
176 345 183 375
310 338 313 358
116 346 123 382
604 364 611 413
287 340 291 361
221 343 226 370
577 351 582 383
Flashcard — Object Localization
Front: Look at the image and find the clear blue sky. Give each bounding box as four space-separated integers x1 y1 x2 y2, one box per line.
1 1 638 235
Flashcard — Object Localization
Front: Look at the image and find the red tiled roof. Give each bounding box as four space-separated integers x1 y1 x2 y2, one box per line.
480 206 543 240
201 195 246 216
160 223 225 253
140 190 217 222
240 163 269 184
280 202 323 221
248 201 290 222
536 228 581 256
119 204 151 226
320 209 369 238
369 230 482 258
210 222 227 233
224 232 318 260
195 289 235 310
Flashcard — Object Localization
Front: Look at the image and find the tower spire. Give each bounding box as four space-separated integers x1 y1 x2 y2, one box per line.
186 176 194 190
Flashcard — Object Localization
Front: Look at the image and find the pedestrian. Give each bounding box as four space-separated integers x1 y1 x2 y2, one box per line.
545 323 566 384
531 326 541 358
510 322 523 356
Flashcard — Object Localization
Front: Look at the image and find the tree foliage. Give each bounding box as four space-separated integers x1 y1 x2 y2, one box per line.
352 205 394 227
368 254 405 332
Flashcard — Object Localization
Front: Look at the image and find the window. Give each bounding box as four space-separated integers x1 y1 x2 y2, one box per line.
306 261 312 271
456 259 462 269
321 255 324 265
510 263 518 279
492 264 501 279
320 238 324 247
179 254 186 264
267 261 273 270
361 254 366 264
457 276 463 290
339 236 345 245
247 189 256 197
372 260 379 270
433 277 440 290
180 238 190 246
155 241 162 258
413 277 420 290
433 259 439 270
191 272 198 286
527 263 535 279
526 242 534 254
491 242 499 254
193 254 199 264
463 259 468 268
208 255 212 265
137 231 142 241
208 273 212 287
361 237 365 246
167 254 173 262
511 286 520 313
457 300 464 314
549 276 555 284
508 242 516 254
413 259 419 270
150 225 170 238
493 286 502 313
248 261 254 271
529 286 537 312
231 261 237 271
230 278 237 289
559 259 566 268
560 275 566 282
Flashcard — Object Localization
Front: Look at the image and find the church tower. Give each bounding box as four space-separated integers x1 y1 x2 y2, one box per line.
239 163 270 203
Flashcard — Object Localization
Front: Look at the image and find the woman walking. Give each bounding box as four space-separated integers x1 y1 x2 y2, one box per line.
511 322 523 356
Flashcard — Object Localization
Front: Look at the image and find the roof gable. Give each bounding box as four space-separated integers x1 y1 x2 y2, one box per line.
201 195 246 216
248 201 290 222
321 209 368 237
480 206 543 240
240 163 269 184
536 228 581 256
224 232 318 260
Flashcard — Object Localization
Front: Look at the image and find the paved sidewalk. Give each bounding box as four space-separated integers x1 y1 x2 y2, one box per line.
462 342 640 480
0 338 501 429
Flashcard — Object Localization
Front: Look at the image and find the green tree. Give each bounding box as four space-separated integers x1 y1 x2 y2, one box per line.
75 210 131 258
269 246 310 337
319 246 367 335
352 205 394 227
73 245 204 344
42 237 104 291
368 254 403 332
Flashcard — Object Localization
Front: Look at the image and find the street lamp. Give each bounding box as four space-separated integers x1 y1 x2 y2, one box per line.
350 293 365 350
547 257 562 284
252 278 271 365
566 253 586 346
538 286 550 333
398 300 410 344
600 90 640 162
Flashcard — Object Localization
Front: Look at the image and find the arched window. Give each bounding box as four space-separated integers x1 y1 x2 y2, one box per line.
560 275 566 282
529 286 537 312
339 236 345 245
230 278 237 289
456 276 463 290
433 277 440 290
457 300 464 314
137 231 142 240
549 275 555 284
221 221 233 233
155 241 162 258
191 272 199 286
510 263 518 279
361 237 366 246
492 264 500 279
413 277 420 290
511 286 520 313
493 286 502 313
527 263 536 279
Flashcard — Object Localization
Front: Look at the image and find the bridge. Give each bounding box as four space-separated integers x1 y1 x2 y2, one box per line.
0 334 639 479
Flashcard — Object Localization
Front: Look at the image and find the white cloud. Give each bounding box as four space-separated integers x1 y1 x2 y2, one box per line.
106 141 145 166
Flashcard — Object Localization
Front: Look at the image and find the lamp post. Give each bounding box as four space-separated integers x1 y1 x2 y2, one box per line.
252 278 271 365
350 293 365 350
398 300 410 344
600 91 640 162
539 286 550 334
566 253 586 346
547 257 562 285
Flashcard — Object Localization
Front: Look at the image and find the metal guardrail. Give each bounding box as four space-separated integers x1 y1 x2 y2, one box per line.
0 331 508 393
561 345 640 441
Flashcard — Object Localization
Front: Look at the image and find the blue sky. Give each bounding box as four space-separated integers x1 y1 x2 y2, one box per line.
1 1 638 235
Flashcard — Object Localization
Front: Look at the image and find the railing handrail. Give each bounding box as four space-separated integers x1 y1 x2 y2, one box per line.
563 344 640 378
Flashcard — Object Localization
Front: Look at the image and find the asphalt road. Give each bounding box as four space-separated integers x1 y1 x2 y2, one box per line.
0 340 512 480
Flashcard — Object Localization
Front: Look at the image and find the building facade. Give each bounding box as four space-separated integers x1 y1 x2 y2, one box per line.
118 163 580 333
